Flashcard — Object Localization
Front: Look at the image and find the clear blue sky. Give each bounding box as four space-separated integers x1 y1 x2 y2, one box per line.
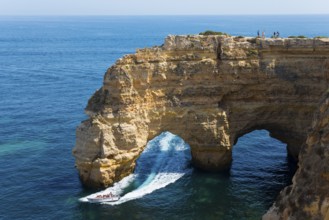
0 0 328 15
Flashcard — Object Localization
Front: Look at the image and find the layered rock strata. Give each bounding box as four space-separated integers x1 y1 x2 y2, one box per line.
73 35 329 196
263 92 329 220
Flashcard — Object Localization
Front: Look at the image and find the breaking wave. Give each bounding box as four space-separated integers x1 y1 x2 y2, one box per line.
80 132 192 205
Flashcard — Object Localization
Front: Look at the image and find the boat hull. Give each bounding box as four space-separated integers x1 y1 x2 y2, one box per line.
87 196 120 203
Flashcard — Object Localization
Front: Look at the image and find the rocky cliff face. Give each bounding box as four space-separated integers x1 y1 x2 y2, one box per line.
73 35 329 217
263 91 329 220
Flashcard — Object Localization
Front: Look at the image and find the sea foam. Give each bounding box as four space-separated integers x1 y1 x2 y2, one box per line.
80 132 191 205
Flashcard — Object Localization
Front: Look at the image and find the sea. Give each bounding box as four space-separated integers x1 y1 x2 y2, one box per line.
0 15 328 220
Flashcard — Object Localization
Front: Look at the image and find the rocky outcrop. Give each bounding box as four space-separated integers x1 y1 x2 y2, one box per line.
73 35 329 207
263 91 329 220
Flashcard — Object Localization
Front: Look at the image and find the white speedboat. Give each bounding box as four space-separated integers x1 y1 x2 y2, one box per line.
87 193 120 203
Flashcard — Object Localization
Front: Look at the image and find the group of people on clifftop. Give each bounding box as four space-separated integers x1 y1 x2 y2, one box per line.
257 30 280 38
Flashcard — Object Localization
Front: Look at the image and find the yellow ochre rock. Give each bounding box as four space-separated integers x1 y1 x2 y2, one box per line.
73 35 329 218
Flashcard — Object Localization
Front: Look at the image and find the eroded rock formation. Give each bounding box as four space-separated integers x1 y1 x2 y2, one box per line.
73 35 329 217
263 91 329 220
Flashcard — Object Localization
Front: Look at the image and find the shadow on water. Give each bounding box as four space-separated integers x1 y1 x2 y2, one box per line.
230 129 298 213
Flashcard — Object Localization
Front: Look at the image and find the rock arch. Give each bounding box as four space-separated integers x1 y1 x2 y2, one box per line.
231 119 307 160
73 35 329 188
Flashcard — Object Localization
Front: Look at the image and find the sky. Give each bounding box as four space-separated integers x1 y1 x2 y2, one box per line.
0 0 328 16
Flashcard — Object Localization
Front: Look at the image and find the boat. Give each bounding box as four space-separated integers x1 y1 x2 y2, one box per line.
87 193 120 203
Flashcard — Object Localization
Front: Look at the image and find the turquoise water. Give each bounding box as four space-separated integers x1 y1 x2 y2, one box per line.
0 15 327 219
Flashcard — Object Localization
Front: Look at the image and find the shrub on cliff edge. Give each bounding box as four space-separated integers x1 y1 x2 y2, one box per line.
288 35 307 39
199 30 230 36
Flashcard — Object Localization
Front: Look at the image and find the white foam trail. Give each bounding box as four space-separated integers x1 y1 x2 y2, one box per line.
80 132 191 205
79 174 136 202
107 172 185 205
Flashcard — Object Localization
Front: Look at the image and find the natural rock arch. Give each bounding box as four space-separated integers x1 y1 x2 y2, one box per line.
232 122 305 160
73 35 329 189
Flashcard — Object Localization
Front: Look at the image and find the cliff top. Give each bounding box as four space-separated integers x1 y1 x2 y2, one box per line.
160 34 329 51
115 34 329 66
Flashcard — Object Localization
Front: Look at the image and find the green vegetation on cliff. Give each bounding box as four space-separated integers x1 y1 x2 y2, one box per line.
199 30 230 36
288 35 307 39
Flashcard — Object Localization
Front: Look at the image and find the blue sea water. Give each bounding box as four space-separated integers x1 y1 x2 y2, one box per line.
0 15 328 219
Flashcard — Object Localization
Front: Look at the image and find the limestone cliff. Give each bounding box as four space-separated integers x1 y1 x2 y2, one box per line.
263 91 329 220
73 35 329 216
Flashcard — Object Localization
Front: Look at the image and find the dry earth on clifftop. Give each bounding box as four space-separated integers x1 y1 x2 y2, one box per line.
73 34 329 219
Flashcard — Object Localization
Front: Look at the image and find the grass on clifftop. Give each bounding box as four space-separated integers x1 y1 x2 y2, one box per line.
199 30 230 36
315 36 328 38
288 35 329 39
288 35 307 39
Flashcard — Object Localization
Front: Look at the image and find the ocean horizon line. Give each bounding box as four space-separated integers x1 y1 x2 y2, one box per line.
0 14 329 17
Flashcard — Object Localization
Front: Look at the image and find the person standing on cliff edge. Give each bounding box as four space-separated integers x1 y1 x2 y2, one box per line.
262 31 265 38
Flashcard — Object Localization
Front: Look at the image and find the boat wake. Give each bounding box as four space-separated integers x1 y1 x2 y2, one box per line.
80 132 191 205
